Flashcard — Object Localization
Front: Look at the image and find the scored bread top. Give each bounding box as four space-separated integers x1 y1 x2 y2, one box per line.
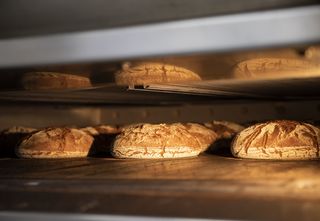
21 72 92 90
115 62 201 86
233 58 320 79
182 123 218 151
232 120 320 158
113 123 203 150
17 127 94 154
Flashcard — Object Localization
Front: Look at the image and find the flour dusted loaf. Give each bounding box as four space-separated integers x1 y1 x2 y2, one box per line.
81 125 122 155
21 72 92 90
16 128 94 158
115 62 201 86
112 123 205 159
233 58 320 79
0 126 37 157
232 120 320 160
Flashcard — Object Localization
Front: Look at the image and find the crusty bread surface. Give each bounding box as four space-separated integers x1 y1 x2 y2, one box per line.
232 120 320 160
182 123 218 152
21 72 91 90
16 127 94 158
112 123 205 159
233 58 320 79
115 62 201 86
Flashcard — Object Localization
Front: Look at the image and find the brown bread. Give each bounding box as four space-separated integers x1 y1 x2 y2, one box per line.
16 127 94 158
232 120 320 160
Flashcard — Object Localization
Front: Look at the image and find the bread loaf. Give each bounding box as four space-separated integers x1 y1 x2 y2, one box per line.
112 123 204 159
21 72 91 90
231 120 320 160
0 126 37 157
204 121 244 155
16 127 94 158
115 62 201 86
305 46 320 62
233 58 320 79
183 123 218 152
81 125 122 156
204 121 244 139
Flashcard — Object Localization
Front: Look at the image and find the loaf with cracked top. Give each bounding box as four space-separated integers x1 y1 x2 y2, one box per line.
115 62 201 86
21 72 91 90
233 58 320 79
111 123 211 159
16 127 94 158
231 120 320 160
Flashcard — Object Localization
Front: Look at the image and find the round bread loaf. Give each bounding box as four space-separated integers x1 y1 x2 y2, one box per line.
16 128 94 158
81 125 121 136
183 123 218 152
112 123 203 159
21 72 92 90
231 120 320 160
204 121 244 139
233 58 320 79
305 46 320 61
81 125 122 156
203 121 244 155
0 126 37 157
2 126 36 134
115 62 201 86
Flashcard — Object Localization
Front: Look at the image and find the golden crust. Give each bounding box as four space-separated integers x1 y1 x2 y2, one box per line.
115 62 201 86
2 126 37 134
233 58 320 79
182 123 218 152
21 72 92 90
16 127 94 158
231 120 320 160
112 123 204 159
305 46 320 61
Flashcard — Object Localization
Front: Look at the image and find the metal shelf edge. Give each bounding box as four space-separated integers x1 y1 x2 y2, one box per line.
0 5 319 68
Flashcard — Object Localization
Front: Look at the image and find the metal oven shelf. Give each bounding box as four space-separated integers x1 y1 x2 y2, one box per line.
0 5 319 68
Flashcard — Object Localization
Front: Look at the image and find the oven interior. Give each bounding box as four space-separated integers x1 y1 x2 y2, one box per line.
1 1 320 221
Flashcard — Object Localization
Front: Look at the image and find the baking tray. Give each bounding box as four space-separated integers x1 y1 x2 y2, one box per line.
1 154 320 220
